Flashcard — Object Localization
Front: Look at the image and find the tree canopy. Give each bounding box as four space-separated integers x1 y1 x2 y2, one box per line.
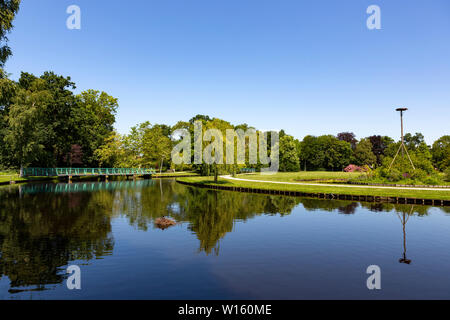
0 0 21 67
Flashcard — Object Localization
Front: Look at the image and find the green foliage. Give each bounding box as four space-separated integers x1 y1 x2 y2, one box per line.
445 167 450 182
367 135 394 165
352 138 376 167
94 131 125 167
0 0 21 66
72 90 118 166
142 124 172 169
432 135 450 171
300 135 352 171
279 135 300 172
5 76 54 167
1 71 118 168
359 135 444 186
370 149 442 185
95 122 173 170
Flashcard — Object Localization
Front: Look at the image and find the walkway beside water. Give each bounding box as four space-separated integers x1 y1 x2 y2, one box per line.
222 175 450 192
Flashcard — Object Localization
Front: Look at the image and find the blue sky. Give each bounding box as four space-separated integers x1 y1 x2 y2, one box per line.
5 0 450 143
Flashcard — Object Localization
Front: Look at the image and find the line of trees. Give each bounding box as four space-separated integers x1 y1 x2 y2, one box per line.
279 131 449 175
0 71 118 169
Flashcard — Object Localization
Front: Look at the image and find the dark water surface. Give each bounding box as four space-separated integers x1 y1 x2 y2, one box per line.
1 178 450 299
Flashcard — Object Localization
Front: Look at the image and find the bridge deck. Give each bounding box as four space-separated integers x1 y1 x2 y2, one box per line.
22 168 156 177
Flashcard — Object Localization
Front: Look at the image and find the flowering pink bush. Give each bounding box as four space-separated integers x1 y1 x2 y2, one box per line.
344 164 368 172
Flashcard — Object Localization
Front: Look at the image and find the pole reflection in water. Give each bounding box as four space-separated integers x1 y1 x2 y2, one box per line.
397 206 414 265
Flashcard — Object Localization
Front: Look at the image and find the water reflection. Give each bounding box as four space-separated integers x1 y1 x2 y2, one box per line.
0 179 448 295
0 185 114 293
397 206 414 265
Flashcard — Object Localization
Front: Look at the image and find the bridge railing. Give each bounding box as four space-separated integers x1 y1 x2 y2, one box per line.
22 168 156 177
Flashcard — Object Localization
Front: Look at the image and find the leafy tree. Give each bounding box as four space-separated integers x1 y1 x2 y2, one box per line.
431 135 450 170
352 138 376 167
204 118 234 181
142 125 172 171
5 77 52 168
279 135 300 172
404 132 426 150
189 114 211 125
94 131 126 167
0 0 21 67
337 132 357 149
0 69 16 167
72 90 118 166
5 72 78 168
368 135 394 165
300 135 352 171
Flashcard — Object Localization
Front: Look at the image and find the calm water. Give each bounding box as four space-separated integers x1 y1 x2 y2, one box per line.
0 178 450 300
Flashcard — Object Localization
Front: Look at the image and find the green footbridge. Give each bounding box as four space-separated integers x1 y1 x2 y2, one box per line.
22 168 157 177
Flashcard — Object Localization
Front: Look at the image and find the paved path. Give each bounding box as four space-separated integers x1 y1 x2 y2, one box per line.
221 175 450 192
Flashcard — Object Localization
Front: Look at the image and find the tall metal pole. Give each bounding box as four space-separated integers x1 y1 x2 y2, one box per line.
400 109 404 156
389 108 415 171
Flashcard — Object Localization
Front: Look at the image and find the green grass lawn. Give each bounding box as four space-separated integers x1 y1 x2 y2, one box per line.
235 171 363 182
0 174 24 183
0 171 56 184
177 176 450 201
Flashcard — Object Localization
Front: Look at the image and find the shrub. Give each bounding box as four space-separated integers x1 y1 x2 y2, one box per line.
445 167 450 182
344 164 369 173
344 164 359 172
386 168 403 182
423 176 440 185
410 169 427 181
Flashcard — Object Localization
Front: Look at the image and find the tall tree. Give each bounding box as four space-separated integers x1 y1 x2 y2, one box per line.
368 135 394 165
431 135 450 170
5 78 52 169
404 132 426 150
279 135 300 172
352 138 376 167
0 69 16 167
73 90 118 166
300 135 352 171
337 132 357 149
94 131 126 167
142 125 172 171
0 0 21 67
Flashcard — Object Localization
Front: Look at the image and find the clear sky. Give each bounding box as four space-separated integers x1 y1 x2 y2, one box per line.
5 0 450 144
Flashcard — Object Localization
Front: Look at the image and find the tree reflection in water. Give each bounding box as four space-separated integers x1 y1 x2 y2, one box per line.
0 178 440 293
0 185 115 293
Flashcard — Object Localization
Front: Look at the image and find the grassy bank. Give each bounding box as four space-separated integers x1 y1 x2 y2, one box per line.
236 171 362 182
0 172 25 183
235 171 450 186
0 171 57 184
177 176 450 201
152 171 199 178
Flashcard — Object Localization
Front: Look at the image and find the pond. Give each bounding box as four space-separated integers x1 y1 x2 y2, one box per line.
1 178 450 299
